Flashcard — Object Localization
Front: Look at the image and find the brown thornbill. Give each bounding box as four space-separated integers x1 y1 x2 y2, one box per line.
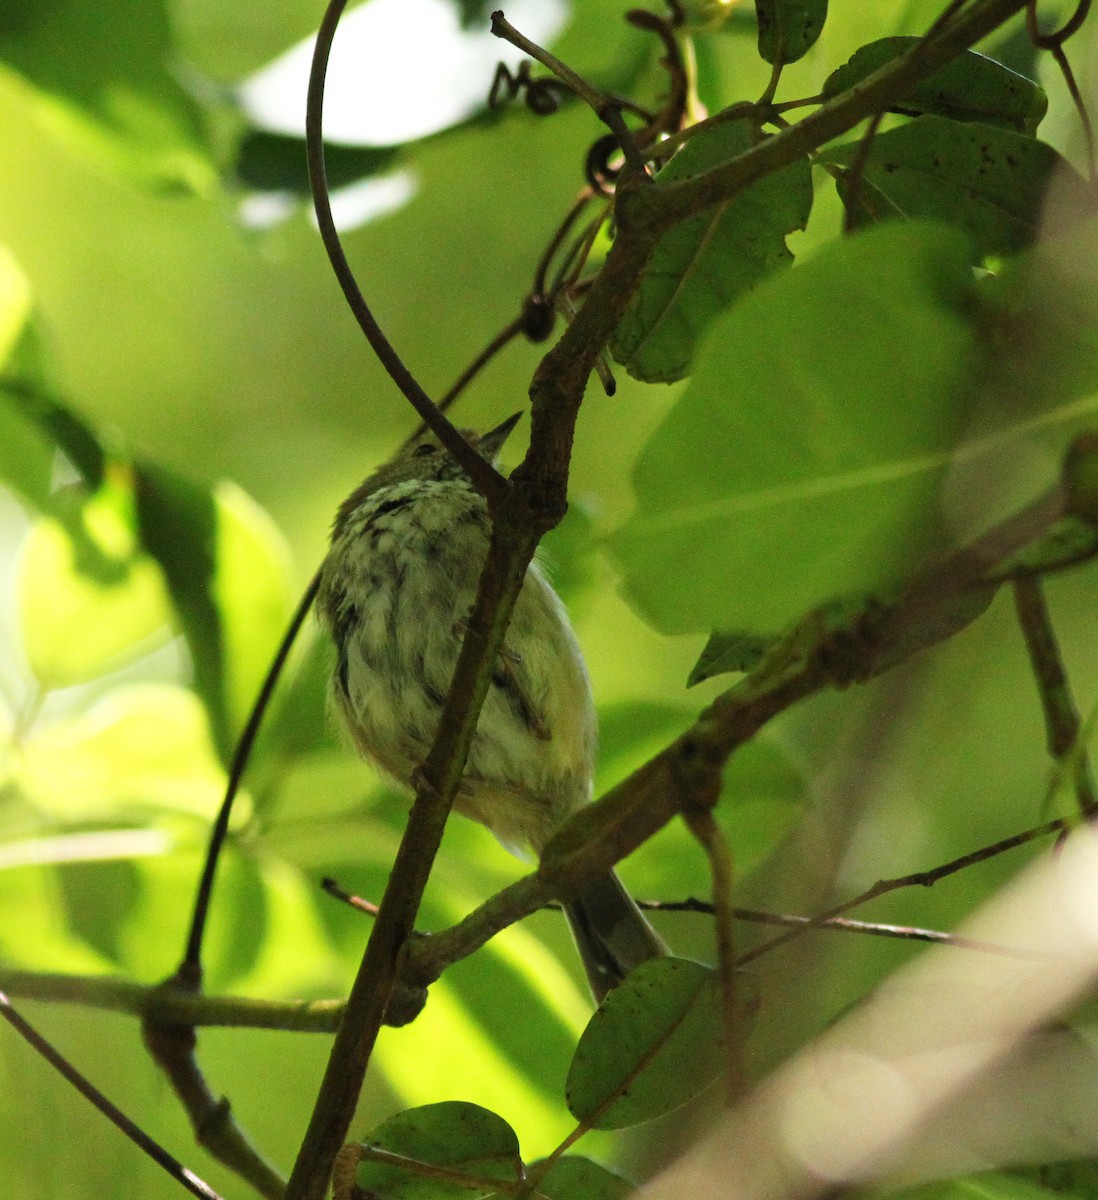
315 415 665 999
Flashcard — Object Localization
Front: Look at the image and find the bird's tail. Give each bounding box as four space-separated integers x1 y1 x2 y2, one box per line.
563 870 666 1002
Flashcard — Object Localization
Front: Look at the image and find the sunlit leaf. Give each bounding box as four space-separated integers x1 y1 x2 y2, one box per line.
211 479 294 742
819 117 1073 258
17 483 172 688
0 248 53 510
0 243 32 366
566 957 723 1129
355 1102 522 1199
0 0 214 192
0 860 115 972
756 0 828 65
610 119 813 383
823 39 1048 132
14 683 227 823
0 386 56 512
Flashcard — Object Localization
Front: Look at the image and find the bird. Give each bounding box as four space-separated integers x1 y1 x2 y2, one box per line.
314 413 665 999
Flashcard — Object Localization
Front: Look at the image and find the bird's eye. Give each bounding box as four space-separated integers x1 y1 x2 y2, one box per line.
413 443 437 458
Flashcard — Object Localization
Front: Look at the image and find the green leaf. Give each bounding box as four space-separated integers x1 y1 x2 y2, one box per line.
892 1171 1084 1200
0 0 214 193
822 39 1048 132
566 957 724 1129
0 242 33 367
687 631 776 685
0 387 56 512
235 129 401 194
14 683 227 824
756 0 828 65
0 248 55 510
0 378 106 489
819 117 1071 258
210 480 294 743
17 486 172 688
607 222 981 635
610 119 813 383
133 461 226 749
529 1156 634 1200
355 1102 522 1199
132 464 292 759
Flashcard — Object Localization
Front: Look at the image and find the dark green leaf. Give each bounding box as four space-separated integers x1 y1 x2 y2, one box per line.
529 1156 634 1200
891 1171 1085 1200
355 1102 522 1199
0 390 55 511
132 461 227 756
687 631 776 685
822 38 1048 132
755 0 828 65
235 130 401 194
57 855 141 965
566 957 724 1129
610 119 813 382
0 0 214 193
0 377 105 488
820 116 1074 258
608 222 982 635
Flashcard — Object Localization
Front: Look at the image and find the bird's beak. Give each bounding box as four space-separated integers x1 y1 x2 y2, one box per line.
477 411 523 460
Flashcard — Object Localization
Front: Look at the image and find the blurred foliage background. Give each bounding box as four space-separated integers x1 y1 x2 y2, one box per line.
1 0 1097 1197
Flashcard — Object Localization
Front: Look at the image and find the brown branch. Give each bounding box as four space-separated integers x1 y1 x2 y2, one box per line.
683 808 743 1096
1013 576 1098 812
144 1011 287 1199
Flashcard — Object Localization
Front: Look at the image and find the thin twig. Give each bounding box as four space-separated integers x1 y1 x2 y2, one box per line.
1013 576 1098 813
735 815 1076 967
0 991 226 1200
683 810 742 1097
179 570 322 983
306 0 507 504
321 876 381 917
651 901 1053 957
490 11 650 175
841 109 885 234
0 968 343 1031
